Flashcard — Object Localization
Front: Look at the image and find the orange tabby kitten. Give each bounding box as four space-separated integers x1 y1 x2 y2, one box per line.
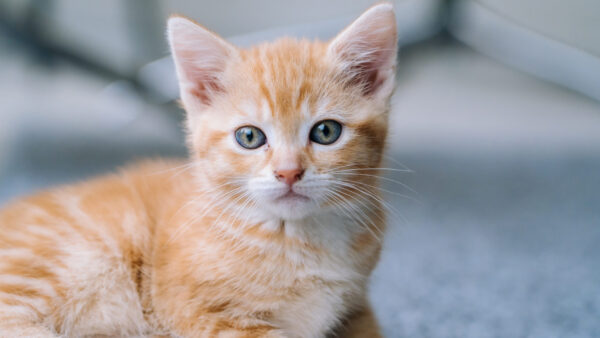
0 3 397 337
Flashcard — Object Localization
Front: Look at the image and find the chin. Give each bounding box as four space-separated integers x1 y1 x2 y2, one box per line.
267 194 319 220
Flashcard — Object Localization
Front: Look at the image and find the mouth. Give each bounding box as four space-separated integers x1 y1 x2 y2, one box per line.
269 189 315 220
275 190 310 203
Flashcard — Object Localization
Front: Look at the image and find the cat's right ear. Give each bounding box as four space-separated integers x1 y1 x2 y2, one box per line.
167 16 238 107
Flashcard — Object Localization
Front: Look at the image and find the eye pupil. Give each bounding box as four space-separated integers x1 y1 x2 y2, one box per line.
245 130 253 142
320 124 330 137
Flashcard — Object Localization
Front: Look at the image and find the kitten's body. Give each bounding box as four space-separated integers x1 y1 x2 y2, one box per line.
0 161 381 337
0 4 397 337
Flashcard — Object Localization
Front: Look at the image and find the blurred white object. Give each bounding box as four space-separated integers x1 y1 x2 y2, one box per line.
450 0 600 101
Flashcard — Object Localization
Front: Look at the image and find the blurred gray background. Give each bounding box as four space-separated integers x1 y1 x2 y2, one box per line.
1 1 599 337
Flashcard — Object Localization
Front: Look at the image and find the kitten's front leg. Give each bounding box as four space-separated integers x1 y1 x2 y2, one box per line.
334 303 382 338
171 316 287 338
0 320 58 338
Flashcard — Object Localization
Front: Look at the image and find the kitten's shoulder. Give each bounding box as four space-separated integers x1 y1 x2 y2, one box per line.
1 158 192 214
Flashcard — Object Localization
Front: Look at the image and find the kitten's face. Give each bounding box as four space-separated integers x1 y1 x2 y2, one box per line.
169 5 397 221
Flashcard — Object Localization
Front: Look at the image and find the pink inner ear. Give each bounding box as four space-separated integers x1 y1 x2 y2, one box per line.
188 73 224 105
168 17 235 106
346 49 393 96
175 46 228 105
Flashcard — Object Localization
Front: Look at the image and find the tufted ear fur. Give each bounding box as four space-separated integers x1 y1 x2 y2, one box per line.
167 16 238 108
328 3 398 100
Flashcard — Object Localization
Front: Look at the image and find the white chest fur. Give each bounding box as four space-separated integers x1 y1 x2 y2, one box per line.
258 215 367 338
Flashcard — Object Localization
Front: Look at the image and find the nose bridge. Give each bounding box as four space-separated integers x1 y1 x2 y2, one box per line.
275 115 300 145
271 115 305 171
272 146 303 171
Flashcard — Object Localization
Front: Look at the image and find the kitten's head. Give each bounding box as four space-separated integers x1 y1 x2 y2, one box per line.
168 4 397 221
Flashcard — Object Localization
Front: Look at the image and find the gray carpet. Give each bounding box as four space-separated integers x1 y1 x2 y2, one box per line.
372 151 600 338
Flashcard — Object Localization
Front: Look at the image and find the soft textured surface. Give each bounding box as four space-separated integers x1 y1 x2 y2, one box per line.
372 151 600 338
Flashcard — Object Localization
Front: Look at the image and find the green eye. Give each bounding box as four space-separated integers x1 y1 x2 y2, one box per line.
309 120 342 145
235 126 266 149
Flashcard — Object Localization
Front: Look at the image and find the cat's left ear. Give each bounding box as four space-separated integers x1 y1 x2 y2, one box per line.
328 3 398 100
167 16 238 108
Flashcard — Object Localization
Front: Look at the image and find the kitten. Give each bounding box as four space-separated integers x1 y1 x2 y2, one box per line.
0 3 397 337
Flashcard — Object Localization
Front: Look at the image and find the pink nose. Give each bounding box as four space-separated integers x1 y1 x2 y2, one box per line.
274 168 305 186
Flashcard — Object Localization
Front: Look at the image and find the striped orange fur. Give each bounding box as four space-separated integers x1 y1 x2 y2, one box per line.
0 3 397 337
